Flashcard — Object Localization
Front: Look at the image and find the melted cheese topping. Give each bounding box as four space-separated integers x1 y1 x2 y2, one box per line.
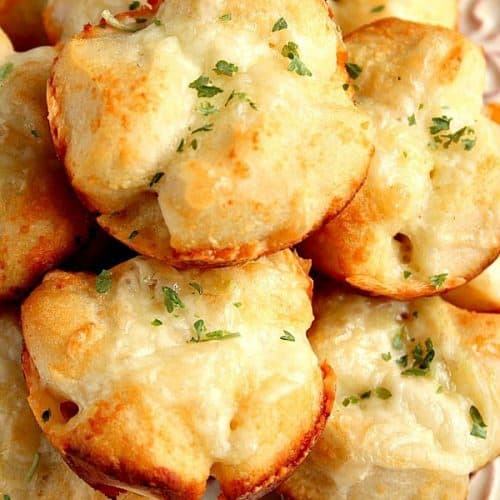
302 19 500 298
48 0 372 264
281 285 500 499
22 251 325 496
327 0 457 35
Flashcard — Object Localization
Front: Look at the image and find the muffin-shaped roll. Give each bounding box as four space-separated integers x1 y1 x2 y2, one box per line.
48 0 373 267
44 0 161 43
302 19 500 299
0 31 89 301
0 307 142 499
0 0 47 50
280 283 500 500
327 0 457 35
21 251 334 499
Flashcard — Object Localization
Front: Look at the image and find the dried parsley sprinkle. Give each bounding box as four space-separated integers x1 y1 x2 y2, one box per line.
408 113 416 126
401 338 435 377
392 330 405 350
128 229 139 240
31 129 41 138
272 17 288 32
188 75 223 98
213 60 239 76
403 270 412 279
154 19 162 26
225 90 257 110
189 319 240 343
360 390 371 399
189 282 203 294
25 453 40 482
371 5 385 13
162 287 184 313
381 352 392 361
281 42 312 77
4 495 11 500
342 395 360 407
280 330 295 342
219 13 231 22
345 62 362 79
430 115 452 134
151 319 163 326
375 387 392 400
198 102 218 116
96 270 112 293
129 1 140 9
430 273 447 289
470 405 487 439
191 123 214 134
149 172 164 187
233 302 242 308
0 62 13 82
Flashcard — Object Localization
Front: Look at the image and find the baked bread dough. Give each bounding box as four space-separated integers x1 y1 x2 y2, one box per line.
48 0 373 267
327 0 457 35
0 307 141 500
280 283 500 500
301 19 500 299
444 257 500 313
0 31 89 300
44 0 161 43
21 251 334 499
0 0 47 50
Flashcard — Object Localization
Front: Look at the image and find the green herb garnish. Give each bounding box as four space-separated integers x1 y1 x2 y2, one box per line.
31 129 41 138
282 42 312 77
430 273 448 289
162 286 185 313
149 172 164 187
219 13 231 22
25 452 40 482
375 387 392 400
381 352 392 361
96 270 112 294
470 405 487 439
272 17 288 32
191 123 214 134
345 62 362 79
128 229 139 240
401 338 435 376
233 302 242 308
0 62 13 82
430 115 452 134
225 90 257 110
189 282 203 294
371 5 385 12
198 102 218 116
280 330 295 342
129 1 140 9
213 60 239 76
189 75 223 98
189 320 240 343
151 319 163 326
342 395 360 407
408 114 416 126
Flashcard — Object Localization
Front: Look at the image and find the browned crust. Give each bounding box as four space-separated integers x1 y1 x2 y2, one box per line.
218 363 335 500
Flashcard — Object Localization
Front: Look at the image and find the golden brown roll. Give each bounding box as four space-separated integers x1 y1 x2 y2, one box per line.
280 283 500 500
0 0 48 50
327 0 457 35
48 0 373 267
0 306 141 499
0 30 89 301
301 19 500 299
21 251 334 499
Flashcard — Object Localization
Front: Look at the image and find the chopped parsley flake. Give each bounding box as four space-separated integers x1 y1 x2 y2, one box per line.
281 42 312 77
128 229 139 240
342 83 349 91
31 129 41 138
342 395 360 407
272 17 288 32
401 338 435 377
233 302 242 308
430 115 452 134
41 409 51 422
437 385 444 393
213 60 239 76
280 330 295 342
375 387 392 400
154 19 162 26
403 270 412 279
470 405 487 439
396 354 408 367
25 452 40 483
188 75 223 98
392 330 405 350
189 319 240 343
0 62 13 82
96 270 112 293
381 352 392 361
198 102 218 116
191 139 198 150
191 123 214 134
177 138 185 152
219 13 231 22
345 62 362 79
360 390 371 399
149 172 164 187
4 495 11 500
189 282 203 294
371 5 385 12
151 319 163 326
225 90 257 110
430 273 448 289
408 113 416 126
162 286 185 313
129 1 140 9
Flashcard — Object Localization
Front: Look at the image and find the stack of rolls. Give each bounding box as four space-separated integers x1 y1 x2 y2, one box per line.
0 1 498 499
